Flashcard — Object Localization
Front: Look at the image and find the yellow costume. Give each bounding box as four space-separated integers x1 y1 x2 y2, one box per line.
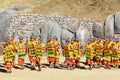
36 43 44 59
10 39 17 49
54 41 60 63
64 43 73 59
10 39 17 55
86 43 94 60
85 42 94 66
95 42 103 59
46 40 55 63
72 41 82 63
111 43 119 66
108 40 114 49
17 42 26 59
28 40 36 63
103 44 111 62
17 41 26 66
90 41 96 58
4 44 14 68
28 40 36 57
46 40 55 58
116 42 120 65
64 43 73 65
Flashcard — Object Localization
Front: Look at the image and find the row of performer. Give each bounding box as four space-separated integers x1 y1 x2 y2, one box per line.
1 36 120 73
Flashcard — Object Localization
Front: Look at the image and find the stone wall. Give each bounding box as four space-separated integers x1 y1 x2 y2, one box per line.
3 13 120 54
7 14 94 42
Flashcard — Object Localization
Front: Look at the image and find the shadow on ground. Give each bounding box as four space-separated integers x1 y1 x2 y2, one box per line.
0 68 7 73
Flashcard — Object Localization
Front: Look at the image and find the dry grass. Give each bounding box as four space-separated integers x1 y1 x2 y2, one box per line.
0 0 120 22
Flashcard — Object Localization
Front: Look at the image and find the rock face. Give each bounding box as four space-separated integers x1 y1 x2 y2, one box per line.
67 18 80 33
115 12 120 34
104 15 114 38
0 9 16 42
41 20 62 55
92 22 104 38
76 28 91 53
4 12 120 56
61 29 74 47
41 20 61 44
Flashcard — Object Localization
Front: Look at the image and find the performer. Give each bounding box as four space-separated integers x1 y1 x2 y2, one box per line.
46 36 55 68
3 38 14 73
64 38 74 70
91 38 97 63
103 41 112 69
53 37 60 68
95 40 103 67
35 38 45 71
111 42 119 68
71 38 82 68
71 38 77 68
10 36 17 66
27 36 36 69
116 40 120 66
17 37 26 69
85 40 94 70
76 38 82 67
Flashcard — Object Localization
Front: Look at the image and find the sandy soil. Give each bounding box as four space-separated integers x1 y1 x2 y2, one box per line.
0 55 120 80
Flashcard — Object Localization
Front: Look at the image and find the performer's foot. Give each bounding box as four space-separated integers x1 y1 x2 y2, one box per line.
50 63 54 68
67 66 71 70
20 66 24 70
70 67 74 70
38 66 41 71
7 69 12 73
31 65 35 70
89 67 92 70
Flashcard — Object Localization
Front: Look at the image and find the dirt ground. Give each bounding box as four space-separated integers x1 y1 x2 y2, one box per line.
0 55 120 80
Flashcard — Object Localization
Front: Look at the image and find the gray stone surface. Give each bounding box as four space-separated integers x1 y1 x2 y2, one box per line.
76 28 91 53
67 18 80 33
0 9 16 42
61 24 69 30
104 15 114 38
3 13 120 55
114 34 120 41
115 12 120 34
41 20 62 55
41 20 61 44
8 14 96 41
61 29 74 47
92 22 104 38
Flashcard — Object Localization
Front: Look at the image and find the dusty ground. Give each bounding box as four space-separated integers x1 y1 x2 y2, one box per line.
0 55 120 80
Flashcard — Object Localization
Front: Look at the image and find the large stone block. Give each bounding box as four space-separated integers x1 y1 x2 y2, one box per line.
115 12 120 34
0 9 16 42
76 28 91 53
92 22 104 38
104 15 114 38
